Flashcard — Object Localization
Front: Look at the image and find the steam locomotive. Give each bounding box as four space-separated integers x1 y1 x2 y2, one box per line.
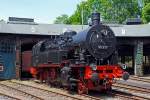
30 12 129 94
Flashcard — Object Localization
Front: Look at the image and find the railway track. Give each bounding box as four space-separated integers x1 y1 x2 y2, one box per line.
111 90 150 100
113 82 150 94
130 76 150 83
3 80 149 100
0 82 42 100
9 80 150 100
0 92 21 100
81 94 101 100
1 80 101 100
112 83 150 100
10 80 150 100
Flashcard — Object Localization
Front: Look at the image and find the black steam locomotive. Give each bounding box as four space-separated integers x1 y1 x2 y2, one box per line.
32 13 117 66
30 12 129 94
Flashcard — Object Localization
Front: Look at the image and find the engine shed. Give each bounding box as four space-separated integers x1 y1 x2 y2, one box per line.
0 18 61 79
0 18 149 79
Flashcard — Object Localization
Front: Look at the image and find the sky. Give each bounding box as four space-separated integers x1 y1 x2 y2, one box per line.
0 0 82 24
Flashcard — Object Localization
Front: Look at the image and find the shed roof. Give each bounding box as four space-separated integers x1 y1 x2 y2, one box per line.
0 21 149 37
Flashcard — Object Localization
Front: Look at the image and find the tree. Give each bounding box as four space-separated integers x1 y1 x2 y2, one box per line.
54 14 69 24
142 3 150 23
67 1 91 25
67 0 140 24
143 0 150 5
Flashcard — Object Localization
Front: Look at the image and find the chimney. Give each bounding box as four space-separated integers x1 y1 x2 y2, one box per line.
91 12 100 26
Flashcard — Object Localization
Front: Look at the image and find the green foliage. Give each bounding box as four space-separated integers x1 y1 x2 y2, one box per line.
144 0 150 5
54 0 149 24
54 14 69 24
142 3 150 23
67 0 140 24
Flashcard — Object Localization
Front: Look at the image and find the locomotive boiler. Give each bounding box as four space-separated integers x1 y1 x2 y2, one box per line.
30 12 129 94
